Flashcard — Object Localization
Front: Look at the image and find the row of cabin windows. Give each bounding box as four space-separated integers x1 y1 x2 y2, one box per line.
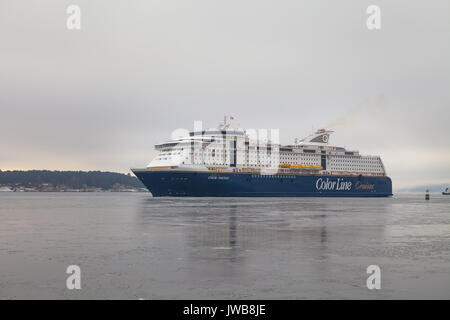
329 166 383 172
251 175 295 179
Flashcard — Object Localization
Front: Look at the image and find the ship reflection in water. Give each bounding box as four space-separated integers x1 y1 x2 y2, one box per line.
137 197 408 299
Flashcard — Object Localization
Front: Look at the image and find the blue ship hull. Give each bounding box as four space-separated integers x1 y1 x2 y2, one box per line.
132 170 393 197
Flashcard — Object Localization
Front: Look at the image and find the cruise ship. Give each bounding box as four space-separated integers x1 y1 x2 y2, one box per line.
132 118 392 197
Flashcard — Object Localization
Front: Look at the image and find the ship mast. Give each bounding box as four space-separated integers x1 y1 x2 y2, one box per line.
218 115 231 130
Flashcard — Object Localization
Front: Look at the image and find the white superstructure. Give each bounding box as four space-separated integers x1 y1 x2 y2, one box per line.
147 119 387 176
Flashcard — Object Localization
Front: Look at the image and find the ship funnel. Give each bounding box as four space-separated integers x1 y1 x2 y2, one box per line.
296 129 334 145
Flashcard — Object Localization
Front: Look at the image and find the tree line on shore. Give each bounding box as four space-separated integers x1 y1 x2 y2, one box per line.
0 170 144 190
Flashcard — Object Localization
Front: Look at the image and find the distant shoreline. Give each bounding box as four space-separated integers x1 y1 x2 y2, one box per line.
0 170 146 192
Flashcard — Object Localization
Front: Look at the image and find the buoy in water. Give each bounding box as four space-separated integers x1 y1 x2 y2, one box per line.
425 189 430 200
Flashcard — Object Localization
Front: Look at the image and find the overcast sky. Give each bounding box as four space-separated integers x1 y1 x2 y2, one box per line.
1 0 449 189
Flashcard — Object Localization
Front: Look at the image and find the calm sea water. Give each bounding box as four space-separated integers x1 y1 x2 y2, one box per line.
0 193 449 299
